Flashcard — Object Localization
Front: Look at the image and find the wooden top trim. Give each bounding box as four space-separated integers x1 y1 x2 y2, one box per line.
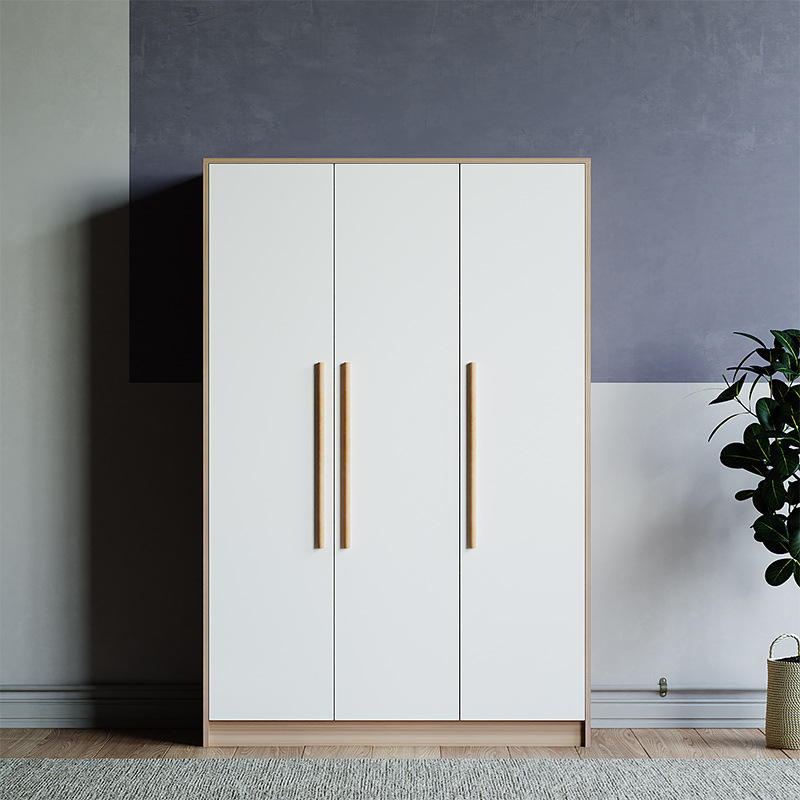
203 158 591 166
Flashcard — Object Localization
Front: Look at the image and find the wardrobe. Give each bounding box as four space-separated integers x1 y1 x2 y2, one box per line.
203 159 590 747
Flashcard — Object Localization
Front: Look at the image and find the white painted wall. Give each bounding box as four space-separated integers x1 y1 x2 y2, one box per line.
592 383 799 692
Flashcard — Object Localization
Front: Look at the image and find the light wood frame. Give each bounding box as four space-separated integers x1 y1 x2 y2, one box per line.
208 720 584 747
203 158 591 747
466 361 477 549
339 362 351 549
314 362 325 549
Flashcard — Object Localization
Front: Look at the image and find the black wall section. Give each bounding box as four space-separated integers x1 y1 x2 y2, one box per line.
129 1 799 382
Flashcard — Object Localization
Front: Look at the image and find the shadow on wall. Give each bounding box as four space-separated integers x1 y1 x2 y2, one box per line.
88 195 201 723
129 178 203 382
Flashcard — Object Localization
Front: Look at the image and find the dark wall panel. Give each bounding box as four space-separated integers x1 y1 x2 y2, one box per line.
130 1 799 382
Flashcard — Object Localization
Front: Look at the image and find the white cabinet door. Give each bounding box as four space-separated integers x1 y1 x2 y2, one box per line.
460 164 587 720
208 164 334 720
334 164 460 720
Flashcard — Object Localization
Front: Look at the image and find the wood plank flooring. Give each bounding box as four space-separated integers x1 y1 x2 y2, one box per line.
1 728 797 759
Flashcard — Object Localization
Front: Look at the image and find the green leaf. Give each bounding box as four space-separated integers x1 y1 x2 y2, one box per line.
756 397 780 430
779 399 800 434
766 558 795 586
770 440 800 476
753 514 788 542
795 561 800 588
774 361 800 381
734 331 767 348
763 539 790 555
789 480 800 506
720 443 769 476
756 347 778 363
771 379 790 404
734 489 755 501
710 376 746 405
727 365 772 377
743 423 771 460
772 330 800 361
775 410 800 436
752 487 770 515
725 364 770 375
761 476 787 511
749 373 764 403
708 412 746 442
788 509 800 536
788 530 800 561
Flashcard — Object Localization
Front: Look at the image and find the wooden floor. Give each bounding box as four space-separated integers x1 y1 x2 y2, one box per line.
0 728 798 759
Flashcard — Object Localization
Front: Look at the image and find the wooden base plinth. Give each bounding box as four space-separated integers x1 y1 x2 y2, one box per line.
207 720 585 747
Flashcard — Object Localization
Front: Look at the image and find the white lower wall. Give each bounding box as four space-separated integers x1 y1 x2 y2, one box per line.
4 381 795 727
591 382 799 714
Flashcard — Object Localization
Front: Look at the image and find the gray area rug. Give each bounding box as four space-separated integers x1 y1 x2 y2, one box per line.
2 758 799 800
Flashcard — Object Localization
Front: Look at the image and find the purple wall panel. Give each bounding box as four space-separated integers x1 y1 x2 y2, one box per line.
130 1 799 382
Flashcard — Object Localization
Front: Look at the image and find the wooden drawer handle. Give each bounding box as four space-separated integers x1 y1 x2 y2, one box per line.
467 362 477 549
340 362 351 549
314 362 325 549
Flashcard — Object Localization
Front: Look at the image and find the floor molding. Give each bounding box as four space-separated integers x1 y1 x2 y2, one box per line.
591 687 766 728
0 685 200 728
1 685 766 729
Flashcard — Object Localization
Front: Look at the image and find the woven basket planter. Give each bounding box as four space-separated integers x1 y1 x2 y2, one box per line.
766 633 800 750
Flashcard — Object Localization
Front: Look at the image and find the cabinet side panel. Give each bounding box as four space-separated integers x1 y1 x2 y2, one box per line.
208 164 334 720
334 164 460 721
461 164 586 720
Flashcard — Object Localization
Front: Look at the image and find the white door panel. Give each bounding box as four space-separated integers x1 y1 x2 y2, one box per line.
334 164 460 720
461 164 586 720
209 164 334 720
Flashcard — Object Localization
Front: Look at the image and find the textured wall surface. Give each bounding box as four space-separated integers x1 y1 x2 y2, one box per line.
130 0 799 382
1 0 798 724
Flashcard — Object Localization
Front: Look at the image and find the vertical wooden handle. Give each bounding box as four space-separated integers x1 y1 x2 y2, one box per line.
314 363 325 549
467 362 477 549
340 362 351 549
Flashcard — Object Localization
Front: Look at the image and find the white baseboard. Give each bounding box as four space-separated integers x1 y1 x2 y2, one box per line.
0 685 766 729
0 685 201 728
591 687 766 728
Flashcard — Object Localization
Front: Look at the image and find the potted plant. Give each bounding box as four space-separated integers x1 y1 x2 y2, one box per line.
708 328 800 587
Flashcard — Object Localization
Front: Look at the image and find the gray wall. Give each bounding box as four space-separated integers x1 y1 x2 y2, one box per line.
1 1 200 721
1 1 798 728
